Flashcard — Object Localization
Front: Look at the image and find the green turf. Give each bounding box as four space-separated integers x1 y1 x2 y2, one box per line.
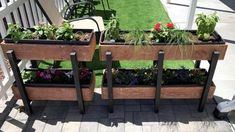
39 0 194 87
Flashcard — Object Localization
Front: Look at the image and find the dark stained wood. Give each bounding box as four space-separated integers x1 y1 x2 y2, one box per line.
1 33 96 61
12 74 95 101
99 44 227 60
101 84 215 99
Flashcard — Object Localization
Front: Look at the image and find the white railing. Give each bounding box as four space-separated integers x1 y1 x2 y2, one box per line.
0 0 68 99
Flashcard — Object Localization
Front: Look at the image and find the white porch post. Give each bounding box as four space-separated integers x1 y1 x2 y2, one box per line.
185 0 198 29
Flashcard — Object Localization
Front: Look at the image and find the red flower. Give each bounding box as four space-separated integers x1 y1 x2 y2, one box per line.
154 22 161 31
36 71 41 77
79 69 89 80
166 22 174 29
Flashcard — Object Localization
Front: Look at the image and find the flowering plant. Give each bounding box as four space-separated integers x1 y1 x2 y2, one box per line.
103 68 207 86
23 69 91 85
151 22 175 43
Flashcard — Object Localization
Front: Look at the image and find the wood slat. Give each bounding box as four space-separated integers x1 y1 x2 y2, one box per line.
12 73 96 101
1 32 96 61
101 85 216 99
100 44 228 60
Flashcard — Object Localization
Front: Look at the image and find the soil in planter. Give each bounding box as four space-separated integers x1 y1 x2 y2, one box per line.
103 68 207 86
188 31 221 43
23 69 92 85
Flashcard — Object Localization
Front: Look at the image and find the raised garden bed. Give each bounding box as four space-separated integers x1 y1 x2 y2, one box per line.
101 69 215 99
12 69 95 101
1 24 96 61
99 30 227 60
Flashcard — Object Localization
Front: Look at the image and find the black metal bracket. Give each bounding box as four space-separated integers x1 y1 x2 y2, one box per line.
154 51 164 113
70 52 85 114
6 50 32 115
198 51 220 112
195 60 201 68
106 51 113 113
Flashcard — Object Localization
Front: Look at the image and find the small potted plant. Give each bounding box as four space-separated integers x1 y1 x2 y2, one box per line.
12 68 96 101
99 14 227 61
1 23 96 61
101 68 215 99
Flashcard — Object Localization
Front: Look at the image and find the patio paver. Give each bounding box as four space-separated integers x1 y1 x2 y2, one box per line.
0 89 233 132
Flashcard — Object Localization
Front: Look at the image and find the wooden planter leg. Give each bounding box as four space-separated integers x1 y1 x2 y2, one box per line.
154 51 164 113
106 51 113 113
70 52 85 114
198 51 220 112
6 50 32 115
195 60 201 68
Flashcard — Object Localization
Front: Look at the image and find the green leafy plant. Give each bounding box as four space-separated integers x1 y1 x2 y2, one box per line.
33 24 48 39
105 14 120 41
56 22 75 40
44 25 57 40
7 24 22 43
168 30 191 45
21 29 35 39
125 28 149 45
195 12 219 41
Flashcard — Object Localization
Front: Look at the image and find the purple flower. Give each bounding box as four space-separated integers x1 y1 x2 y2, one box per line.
129 78 138 85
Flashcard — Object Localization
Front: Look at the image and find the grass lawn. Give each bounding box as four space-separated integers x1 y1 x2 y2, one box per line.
39 0 194 87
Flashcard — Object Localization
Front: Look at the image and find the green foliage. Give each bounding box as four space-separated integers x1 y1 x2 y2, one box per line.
7 24 22 43
125 29 149 45
21 29 35 39
105 14 120 41
56 22 74 40
168 30 191 45
196 12 219 41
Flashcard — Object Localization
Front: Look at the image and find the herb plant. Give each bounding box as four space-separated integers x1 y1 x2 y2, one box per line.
125 28 149 45
56 22 78 40
105 14 120 41
7 24 22 43
195 13 219 41
34 24 48 39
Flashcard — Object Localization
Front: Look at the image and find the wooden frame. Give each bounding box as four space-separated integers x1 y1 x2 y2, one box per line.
12 73 96 101
101 84 215 99
99 31 227 60
1 31 96 61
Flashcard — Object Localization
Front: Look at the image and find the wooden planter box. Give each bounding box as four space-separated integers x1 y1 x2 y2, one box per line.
101 84 215 100
99 30 227 60
101 68 215 100
1 29 96 61
12 72 96 101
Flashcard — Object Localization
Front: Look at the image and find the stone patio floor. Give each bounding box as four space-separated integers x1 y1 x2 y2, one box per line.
0 89 233 132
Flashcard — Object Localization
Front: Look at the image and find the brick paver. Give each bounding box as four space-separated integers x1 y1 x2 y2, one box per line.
0 89 232 132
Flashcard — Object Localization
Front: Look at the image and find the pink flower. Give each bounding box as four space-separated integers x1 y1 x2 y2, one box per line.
166 22 174 29
154 22 161 31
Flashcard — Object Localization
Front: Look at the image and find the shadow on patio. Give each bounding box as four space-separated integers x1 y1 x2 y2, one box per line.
0 92 232 131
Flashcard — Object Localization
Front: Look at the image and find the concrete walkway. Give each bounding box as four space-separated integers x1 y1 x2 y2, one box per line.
161 0 235 129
